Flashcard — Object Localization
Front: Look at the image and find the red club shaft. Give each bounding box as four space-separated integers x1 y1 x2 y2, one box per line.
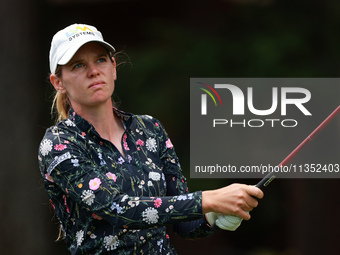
257 105 340 189
279 105 340 167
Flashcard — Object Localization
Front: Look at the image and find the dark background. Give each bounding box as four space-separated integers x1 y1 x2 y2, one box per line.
1 0 339 254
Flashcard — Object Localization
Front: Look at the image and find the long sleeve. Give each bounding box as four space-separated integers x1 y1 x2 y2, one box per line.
161 165 215 240
157 117 215 239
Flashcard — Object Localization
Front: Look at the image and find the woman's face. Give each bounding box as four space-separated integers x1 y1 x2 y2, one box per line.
51 42 116 112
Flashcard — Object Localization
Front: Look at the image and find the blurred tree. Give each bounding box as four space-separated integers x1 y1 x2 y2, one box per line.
0 0 65 254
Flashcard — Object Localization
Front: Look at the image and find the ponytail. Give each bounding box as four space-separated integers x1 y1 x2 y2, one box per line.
50 66 71 123
51 91 71 123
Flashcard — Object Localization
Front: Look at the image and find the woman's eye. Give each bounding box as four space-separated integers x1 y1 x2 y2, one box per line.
73 63 83 69
97 58 107 63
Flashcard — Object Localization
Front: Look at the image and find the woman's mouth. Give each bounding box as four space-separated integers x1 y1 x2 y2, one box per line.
89 81 105 89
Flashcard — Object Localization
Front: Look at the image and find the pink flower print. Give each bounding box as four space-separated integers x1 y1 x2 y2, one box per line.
50 199 55 210
92 213 103 220
136 139 145 146
45 173 54 182
154 198 162 208
81 132 86 137
63 195 70 213
123 133 130 151
165 139 173 149
123 143 129 151
54 143 67 151
155 123 159 127
89 178 102 191
106 172 117 182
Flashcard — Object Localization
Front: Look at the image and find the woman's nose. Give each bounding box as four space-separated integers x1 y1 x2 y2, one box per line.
87 63 100 77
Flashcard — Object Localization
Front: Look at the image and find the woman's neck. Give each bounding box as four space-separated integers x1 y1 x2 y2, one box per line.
73 102 126 156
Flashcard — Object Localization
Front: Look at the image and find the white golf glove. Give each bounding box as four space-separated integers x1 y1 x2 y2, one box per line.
206 212 219 225
206 212 243 231
215 214 243 231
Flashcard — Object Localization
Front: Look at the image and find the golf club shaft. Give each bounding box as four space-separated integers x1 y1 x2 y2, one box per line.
256 105 340 189
211 105 339 232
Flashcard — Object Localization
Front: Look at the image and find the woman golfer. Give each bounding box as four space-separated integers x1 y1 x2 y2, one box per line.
38 23 263 254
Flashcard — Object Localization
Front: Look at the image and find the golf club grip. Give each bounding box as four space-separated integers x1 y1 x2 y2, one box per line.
255 172 276 190
210 172 277 232
210 172 276 232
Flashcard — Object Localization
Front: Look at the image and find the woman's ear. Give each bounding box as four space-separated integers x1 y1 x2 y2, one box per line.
111 57 117 80
50 74 66 94
111 56 116 67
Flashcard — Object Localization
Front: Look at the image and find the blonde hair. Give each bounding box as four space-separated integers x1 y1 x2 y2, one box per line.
50 66 71 123
51 93 71 123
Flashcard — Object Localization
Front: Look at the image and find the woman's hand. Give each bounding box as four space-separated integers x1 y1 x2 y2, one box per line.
202 183 264 220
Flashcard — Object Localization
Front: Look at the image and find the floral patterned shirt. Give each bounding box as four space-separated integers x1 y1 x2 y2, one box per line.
38 108 214 254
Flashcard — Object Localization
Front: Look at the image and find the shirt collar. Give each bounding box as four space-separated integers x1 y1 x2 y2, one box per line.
68 107 133 134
